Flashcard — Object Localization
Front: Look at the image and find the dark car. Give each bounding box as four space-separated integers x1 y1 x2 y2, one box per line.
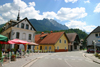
87 49 94 53
87 49 100 53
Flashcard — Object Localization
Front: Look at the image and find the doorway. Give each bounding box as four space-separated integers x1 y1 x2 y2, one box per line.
40 46 42 50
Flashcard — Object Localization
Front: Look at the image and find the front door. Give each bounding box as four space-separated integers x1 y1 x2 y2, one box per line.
40 46 42 50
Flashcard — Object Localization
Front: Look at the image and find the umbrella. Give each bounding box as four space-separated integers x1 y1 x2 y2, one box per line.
29 42 38 45
0 34 8 57
0 34 8 43
6 39 30 44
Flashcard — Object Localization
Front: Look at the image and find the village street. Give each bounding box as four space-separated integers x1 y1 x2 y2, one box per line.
29 51 100 67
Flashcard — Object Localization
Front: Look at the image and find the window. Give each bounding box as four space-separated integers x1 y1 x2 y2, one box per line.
95 34 98 37
29 34 31 40
65 47 66 50
22 33 26 40
21 23 24 28
30 27 32 30
45 46 47 50
59 39 61 43
49 46 51 50
28 45 31 49
26 24 29 29
16 32 20 39
57 46 59 50
37 46 38 49
64 40 66 43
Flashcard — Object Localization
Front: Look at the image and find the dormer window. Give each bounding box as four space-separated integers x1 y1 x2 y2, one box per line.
26 24 29 29
21 23 24 29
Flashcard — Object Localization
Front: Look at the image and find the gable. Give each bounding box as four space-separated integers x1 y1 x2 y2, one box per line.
14 18 36 31
56 34 69 44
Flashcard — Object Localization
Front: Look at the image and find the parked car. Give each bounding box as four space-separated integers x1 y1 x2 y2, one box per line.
87 49 94 53
87 49 100 53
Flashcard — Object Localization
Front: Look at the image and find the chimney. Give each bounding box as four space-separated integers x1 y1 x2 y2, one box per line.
50 31 53 33
41 32 44 34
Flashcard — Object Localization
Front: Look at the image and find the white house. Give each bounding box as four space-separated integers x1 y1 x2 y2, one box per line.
86 26 100 49
1 11 36 51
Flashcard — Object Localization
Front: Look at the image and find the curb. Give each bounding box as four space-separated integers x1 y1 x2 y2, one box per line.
22 53 50 67
83 53 100 64
22 58 38 67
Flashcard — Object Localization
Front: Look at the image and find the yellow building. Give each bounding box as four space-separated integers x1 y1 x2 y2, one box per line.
34 31 70 52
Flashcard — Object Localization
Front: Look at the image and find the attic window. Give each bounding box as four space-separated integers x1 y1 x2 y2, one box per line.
26 24 29 29
59 39 61 43
21 23 24 29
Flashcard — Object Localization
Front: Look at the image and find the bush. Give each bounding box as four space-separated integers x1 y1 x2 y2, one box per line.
98 54 100 59
95 53 99 57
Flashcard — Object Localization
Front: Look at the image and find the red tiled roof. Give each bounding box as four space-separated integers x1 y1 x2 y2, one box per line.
35 32 69 45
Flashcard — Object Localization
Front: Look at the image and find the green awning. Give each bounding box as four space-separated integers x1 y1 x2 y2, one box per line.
0 34 8 42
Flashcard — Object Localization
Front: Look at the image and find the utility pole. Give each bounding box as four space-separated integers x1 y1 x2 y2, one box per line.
93 40 96 55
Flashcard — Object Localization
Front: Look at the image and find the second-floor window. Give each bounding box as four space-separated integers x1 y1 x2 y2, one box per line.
59 39 61 43
29 34 31 40
21 23 24 29
64 40 66 43
26 24 29 29
16 32 20 39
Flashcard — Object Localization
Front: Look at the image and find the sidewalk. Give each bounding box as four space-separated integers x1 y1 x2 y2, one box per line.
84 52 100 64
2 53 50 67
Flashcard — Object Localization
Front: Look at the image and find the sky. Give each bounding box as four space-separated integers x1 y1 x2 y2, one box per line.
0 0 100 33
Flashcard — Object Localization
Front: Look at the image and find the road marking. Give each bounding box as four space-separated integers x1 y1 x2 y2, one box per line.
65 60 73 67
85 60 93 63
58 58 62 60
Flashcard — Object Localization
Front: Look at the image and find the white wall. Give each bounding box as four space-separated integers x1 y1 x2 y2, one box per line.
87 33 100 46
11 19 36 51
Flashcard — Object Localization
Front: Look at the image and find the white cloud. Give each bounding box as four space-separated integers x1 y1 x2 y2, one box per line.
0 0 43 24
94 3 100 13
0 16 7 24
65 20 96 32
29 2 35 7
57 7 87 21
64 0 78 3
43 11 57 19
84 0 90 3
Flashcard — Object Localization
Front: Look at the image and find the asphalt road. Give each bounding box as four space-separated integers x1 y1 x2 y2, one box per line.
30 51 100 67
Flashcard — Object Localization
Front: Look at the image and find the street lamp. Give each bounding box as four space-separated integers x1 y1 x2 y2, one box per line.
93 40 96 55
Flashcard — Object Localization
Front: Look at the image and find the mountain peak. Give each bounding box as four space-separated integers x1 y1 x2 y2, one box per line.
29 18 68 31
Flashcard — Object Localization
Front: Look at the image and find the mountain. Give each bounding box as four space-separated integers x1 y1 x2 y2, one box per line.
0 24 5 28
0 18 68 31
29 18 68 31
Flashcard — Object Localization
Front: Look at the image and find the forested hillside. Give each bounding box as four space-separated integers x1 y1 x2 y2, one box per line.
36 29 88 40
